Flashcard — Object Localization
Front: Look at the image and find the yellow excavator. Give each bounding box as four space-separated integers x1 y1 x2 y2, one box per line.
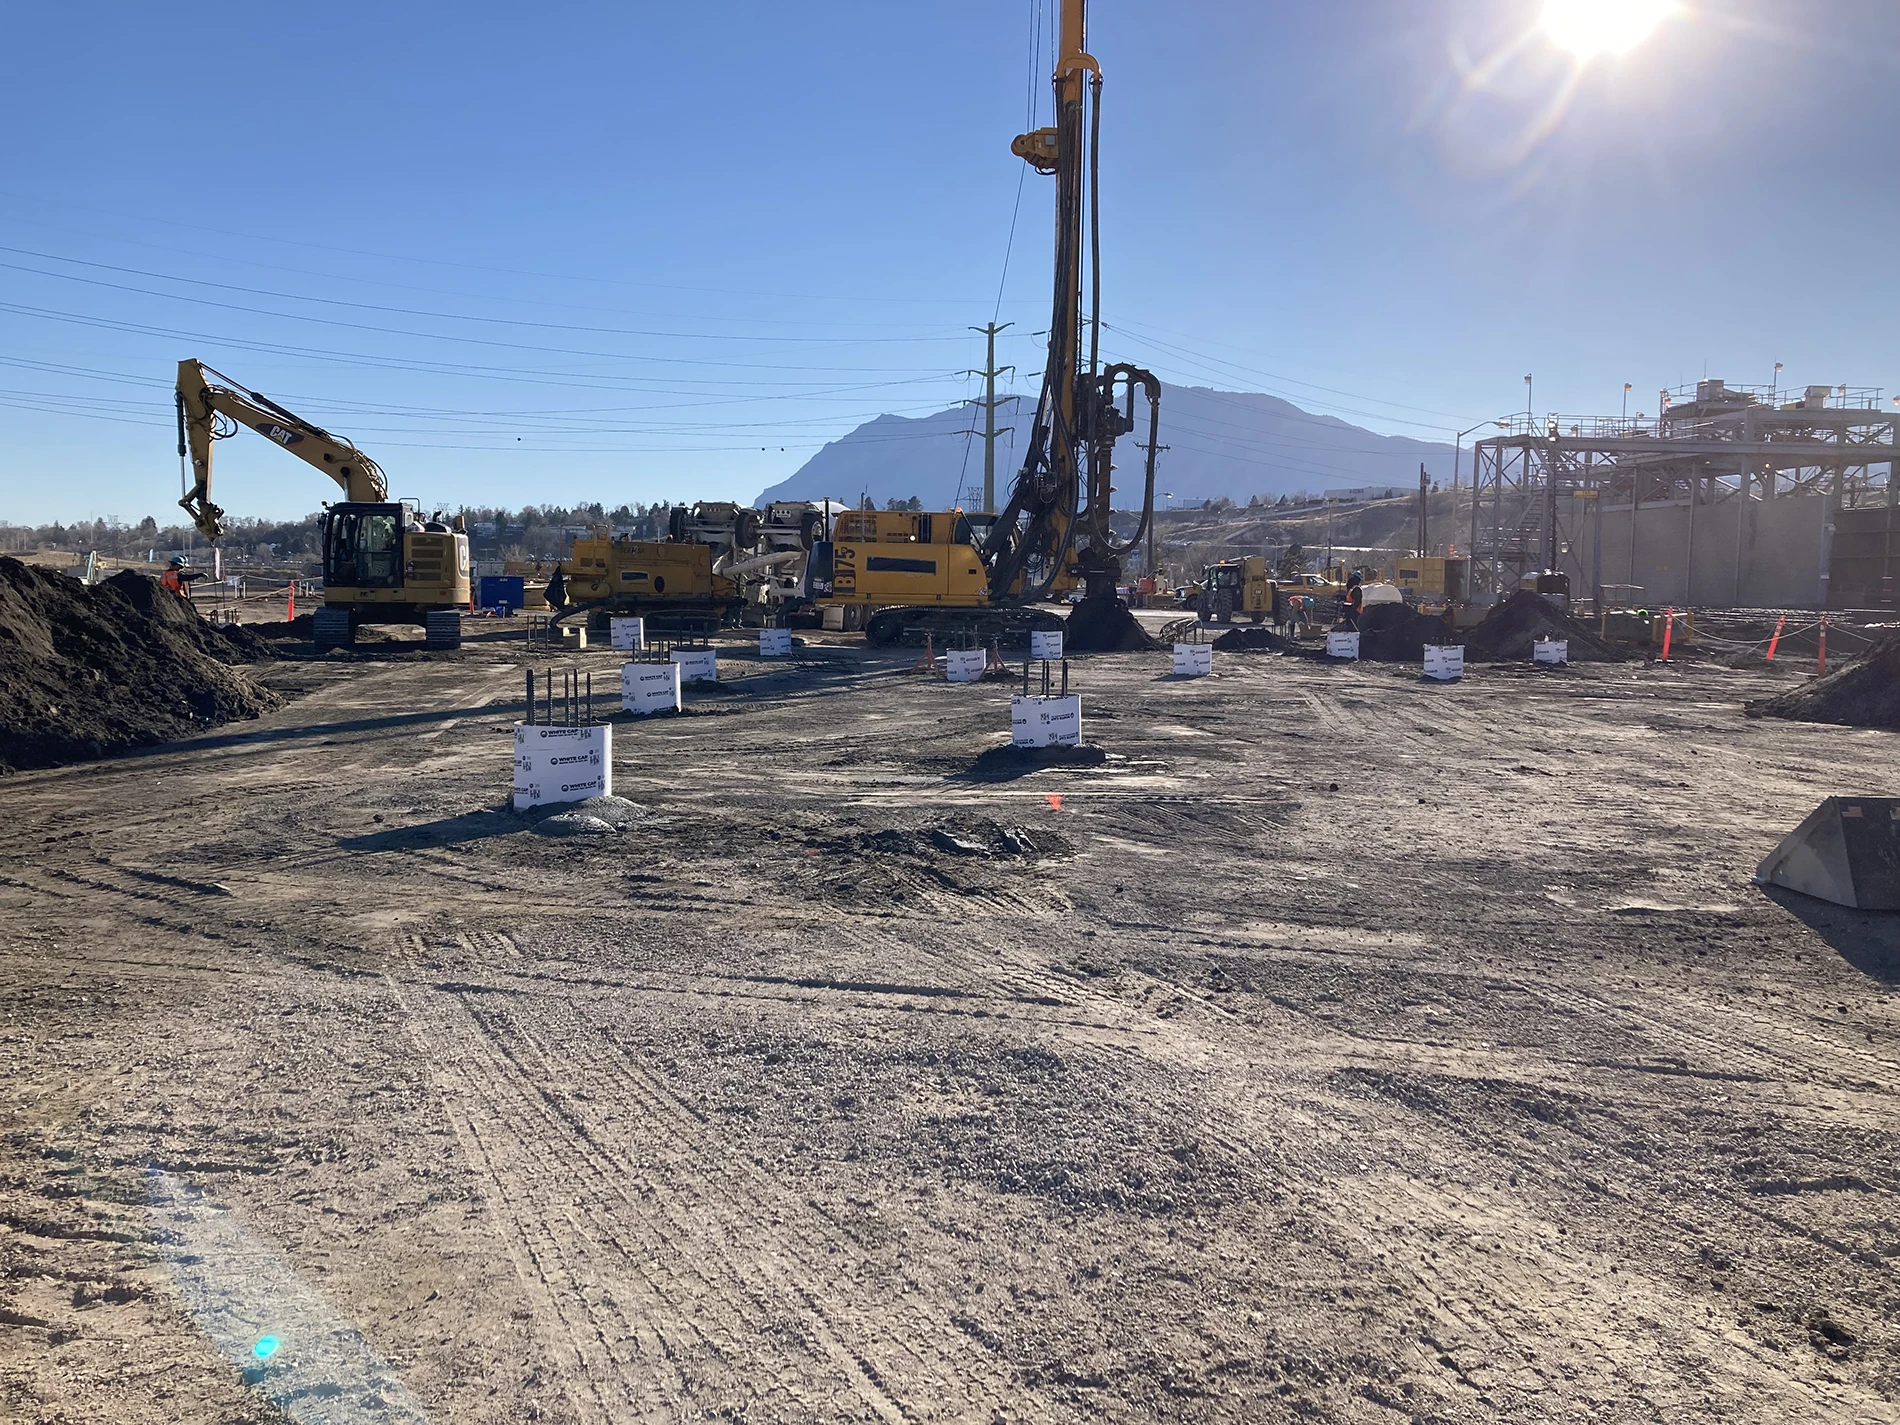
804 0 1161 651
175 359 470 649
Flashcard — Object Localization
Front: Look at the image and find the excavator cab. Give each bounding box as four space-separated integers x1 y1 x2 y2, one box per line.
322 503 405 589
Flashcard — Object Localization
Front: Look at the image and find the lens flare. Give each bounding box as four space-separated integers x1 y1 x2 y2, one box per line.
253 1335 281 1360
1540 0 1672 58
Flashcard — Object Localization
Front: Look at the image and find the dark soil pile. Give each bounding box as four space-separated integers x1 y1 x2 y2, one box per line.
1463 591 1623 663
246 613 315 640
962 743 1107 782
1210 625 1284 652
1746 633 1900 729
1064 597 1158 653
0 560 279 773
1358 601 1454 663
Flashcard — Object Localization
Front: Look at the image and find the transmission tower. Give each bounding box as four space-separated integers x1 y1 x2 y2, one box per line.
965 323 1018 513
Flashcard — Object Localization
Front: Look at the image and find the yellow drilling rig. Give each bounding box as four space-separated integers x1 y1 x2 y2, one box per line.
807 0 1161 649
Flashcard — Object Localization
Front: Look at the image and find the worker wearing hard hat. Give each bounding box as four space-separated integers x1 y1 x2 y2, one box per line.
159 557 208 598
1341 573 1365 630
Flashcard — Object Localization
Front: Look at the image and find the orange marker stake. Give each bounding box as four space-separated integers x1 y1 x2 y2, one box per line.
286 584 295 621
1659 607 1674 663
1046 794 1063 812
1818 617 1828 676
1764 614 1785 662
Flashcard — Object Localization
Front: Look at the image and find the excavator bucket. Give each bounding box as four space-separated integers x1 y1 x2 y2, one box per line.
1755 798 1900 910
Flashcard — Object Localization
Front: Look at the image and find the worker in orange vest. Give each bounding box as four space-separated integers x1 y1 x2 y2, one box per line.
159 557 207 598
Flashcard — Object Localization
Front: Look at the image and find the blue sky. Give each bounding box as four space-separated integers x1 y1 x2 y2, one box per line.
2 0 1895 525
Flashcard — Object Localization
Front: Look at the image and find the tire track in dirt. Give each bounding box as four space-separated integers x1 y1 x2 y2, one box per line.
1530 979 1895 1096
528 994 1073 1424
399 978 943 1423
395 981 708 1423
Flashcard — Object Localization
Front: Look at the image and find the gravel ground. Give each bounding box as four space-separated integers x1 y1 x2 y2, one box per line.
2 624 1897 1424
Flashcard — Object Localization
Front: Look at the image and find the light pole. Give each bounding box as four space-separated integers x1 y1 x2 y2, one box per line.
1771 361 1782 408
1622 382 1631 421
1524 373 1533 423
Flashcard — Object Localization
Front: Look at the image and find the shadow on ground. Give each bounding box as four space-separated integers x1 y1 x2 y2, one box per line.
338 808 523 852
1759 884 1900 984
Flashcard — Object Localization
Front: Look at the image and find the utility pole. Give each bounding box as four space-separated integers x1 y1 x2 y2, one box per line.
966 323 1016 513
1137 441 1169 578
1418 462 1429 556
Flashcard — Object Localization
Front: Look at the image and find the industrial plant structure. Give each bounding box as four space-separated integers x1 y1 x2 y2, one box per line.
1467 380 1900 610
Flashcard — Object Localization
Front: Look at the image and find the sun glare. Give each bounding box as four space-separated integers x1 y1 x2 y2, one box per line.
1540 0 1673 58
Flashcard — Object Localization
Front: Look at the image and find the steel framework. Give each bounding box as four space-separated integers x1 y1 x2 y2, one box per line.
1467 380 1899 607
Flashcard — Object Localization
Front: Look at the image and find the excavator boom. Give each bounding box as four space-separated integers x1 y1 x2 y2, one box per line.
175 358 388 538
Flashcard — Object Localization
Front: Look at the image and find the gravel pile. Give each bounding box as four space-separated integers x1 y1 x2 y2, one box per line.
0 559 278 773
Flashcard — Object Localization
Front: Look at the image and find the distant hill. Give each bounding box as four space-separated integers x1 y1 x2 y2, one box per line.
756 383 1457 509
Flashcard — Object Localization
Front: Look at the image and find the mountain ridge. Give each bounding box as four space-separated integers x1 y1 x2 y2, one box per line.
756 383 1458 509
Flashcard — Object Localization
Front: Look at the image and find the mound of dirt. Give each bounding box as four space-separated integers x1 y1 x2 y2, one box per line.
244 614 395 645
962 743 1107 782
525 795 650 836
1358 601 1454 663
1463 591 1623 663
1746 634 1900 729
821 817 1071 861
1064 597 1158 653
1209 625 1283 652
0 560 279 773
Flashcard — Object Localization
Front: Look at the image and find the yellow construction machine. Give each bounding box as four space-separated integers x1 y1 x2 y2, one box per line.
1195 556 1273 623
804 507 1066 643
546 527 742 635
175 359 469 649
1394 555 1470 614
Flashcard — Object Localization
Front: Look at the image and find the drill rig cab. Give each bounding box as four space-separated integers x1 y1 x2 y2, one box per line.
175 359 470 648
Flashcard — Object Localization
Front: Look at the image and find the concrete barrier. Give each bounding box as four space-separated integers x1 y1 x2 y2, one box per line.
620 662 682 715
1011 694 1082 747
610 617 645 652
759 628 792 657
1325 631 1360 660
1030 630 1064 661
513 724 612 810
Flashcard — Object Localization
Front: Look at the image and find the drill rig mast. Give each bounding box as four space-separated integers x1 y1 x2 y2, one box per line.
984 0 1160 645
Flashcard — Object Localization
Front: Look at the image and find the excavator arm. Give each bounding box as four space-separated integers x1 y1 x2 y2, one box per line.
175 358 388 539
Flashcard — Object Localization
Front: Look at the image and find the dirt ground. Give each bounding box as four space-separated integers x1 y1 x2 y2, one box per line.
3 618 1898 1424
